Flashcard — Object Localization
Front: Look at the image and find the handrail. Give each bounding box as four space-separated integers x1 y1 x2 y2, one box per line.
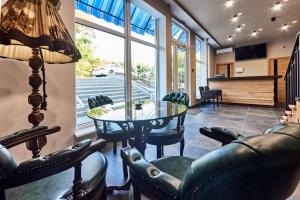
285 31 300 80
285 32 300 109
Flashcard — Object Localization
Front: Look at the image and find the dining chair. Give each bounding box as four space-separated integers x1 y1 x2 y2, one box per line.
199 86 219 106
0 126 107 200
88 95 128 178
205 86 223 102
125 123 300 200
146 92 188 158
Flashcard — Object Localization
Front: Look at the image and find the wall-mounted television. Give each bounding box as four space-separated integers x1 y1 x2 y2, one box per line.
235 43 267 61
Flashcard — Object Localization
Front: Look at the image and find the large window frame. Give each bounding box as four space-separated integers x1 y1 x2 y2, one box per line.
75 0 160 129
195 36 208 99
171 20 190 93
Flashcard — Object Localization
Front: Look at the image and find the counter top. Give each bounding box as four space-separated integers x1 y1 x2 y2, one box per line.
208 75 282 81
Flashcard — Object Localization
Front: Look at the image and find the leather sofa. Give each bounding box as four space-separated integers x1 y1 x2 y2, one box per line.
125 123 300 200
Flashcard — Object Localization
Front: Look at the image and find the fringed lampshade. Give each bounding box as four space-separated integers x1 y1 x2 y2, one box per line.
0 0 81 157
0 0 80 63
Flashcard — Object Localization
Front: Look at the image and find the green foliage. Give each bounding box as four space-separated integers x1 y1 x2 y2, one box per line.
75 24 101 78
134 63 154 80
75 24 126 78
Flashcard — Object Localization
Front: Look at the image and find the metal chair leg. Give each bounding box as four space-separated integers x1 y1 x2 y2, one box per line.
113 142 117 155
180 139 185 156
122 140 128 178
157 145 162 159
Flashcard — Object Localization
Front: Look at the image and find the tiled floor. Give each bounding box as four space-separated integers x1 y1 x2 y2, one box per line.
97 103 300 200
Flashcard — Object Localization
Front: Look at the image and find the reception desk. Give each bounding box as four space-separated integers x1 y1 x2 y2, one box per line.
208 76 282 106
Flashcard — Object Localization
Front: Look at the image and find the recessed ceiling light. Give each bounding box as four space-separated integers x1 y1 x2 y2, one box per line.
228 35 233 41
238 12 243 16
251 31 258 37
242 24 246 27
258 28 263 31
236 25 242 32
292 20 298 24
225 0 235 8
273 2 282 11
283 0 289 2
232 14 241 22
281 24 289 31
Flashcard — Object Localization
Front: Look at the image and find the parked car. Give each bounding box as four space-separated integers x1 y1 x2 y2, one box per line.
92 64 124 77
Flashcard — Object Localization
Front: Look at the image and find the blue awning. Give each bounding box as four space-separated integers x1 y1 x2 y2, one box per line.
75 0 155 36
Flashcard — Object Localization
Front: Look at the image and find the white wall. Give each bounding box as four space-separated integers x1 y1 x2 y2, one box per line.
215 36 296 77
0 0 76 162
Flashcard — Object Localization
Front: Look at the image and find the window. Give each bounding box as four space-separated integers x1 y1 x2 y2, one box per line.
75 0 159 127
195 38 207 99
171 21 188 92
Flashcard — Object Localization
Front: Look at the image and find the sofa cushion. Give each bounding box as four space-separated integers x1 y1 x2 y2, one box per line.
151 156 194 180
6 152 107 200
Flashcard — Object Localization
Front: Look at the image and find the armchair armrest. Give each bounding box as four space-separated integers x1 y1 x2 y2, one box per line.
124 148 181 199
0 126 61 149
3 139 105 188
199 127 239 145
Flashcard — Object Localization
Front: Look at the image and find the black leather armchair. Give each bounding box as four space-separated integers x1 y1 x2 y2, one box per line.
147 92 188 158
0 126 107 200
125 123 300 200
88 95 128 178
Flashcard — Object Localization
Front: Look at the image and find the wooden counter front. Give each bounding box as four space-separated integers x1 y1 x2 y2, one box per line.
208 76 282 106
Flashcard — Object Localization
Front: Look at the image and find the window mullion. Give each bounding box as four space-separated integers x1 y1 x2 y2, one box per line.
125 0 132 103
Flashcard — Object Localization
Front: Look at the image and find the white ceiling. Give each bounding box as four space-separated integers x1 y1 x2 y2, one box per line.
165 0 300 48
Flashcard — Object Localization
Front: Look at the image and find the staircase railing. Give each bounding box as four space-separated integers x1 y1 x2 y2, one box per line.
285 32 300 109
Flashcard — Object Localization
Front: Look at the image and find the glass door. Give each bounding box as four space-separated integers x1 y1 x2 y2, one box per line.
172 44 187 92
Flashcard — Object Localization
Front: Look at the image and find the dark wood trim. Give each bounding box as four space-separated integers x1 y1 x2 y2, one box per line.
274 59 279 103
227 64 231 78
208 75 283 81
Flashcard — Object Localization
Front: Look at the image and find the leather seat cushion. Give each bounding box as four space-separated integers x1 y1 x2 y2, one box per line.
151 156 194 180
6 152 107 200
147 121 184 145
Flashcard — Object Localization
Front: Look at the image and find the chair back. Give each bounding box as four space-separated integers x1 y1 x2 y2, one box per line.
162 92 189 107
204 86 209 91
88 95 113 134
88 95 113 109
180 124 300 200
199 86 205 95
0 144 17 179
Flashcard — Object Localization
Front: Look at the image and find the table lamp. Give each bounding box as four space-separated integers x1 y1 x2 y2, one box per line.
0 0 81 157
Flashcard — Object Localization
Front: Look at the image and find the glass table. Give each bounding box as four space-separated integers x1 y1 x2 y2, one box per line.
87 100 187 155
87 100 187 191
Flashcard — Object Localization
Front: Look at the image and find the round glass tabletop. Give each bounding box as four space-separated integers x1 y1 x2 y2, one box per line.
87 100 187 122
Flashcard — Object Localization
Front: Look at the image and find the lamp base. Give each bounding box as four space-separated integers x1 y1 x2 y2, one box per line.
26 48 47 158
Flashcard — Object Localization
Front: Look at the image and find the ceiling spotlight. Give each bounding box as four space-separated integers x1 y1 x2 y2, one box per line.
281 24 289 31
228 36 233 41
283 0 289 2
238 12 243 16
225 0 235 7
242 24 246 27
273 2 282 11
292 20 298 24
251 31 258 37
236 25 242 32
258 28 263 31
232 14 239 22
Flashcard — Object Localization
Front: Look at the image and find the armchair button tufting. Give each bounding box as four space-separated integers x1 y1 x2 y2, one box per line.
133 156 141 162
151 169 159 176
